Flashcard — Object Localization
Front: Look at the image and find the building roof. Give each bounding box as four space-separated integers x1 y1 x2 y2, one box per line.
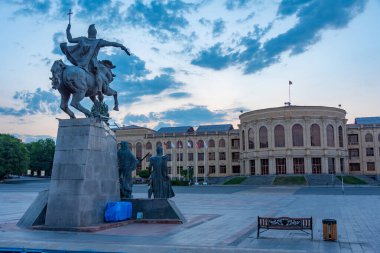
196 124 234 133
354 117 380 125
156 126 194 134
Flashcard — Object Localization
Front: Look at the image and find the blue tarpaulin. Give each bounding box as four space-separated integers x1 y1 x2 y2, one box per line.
104 202 132 222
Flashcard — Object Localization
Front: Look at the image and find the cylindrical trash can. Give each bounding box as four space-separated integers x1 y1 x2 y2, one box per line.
322 219 337 241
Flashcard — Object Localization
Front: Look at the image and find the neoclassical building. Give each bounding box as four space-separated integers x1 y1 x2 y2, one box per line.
239 106 348 175
114 124 241 181
347 117 380 176
114 106 380 178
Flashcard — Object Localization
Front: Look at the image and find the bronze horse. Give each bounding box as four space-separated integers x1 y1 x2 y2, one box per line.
50 59 119 118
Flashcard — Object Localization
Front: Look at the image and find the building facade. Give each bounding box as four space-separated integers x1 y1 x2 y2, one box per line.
115 124 241 181
347 117 380 176
114 106 379 178
239 106 348 175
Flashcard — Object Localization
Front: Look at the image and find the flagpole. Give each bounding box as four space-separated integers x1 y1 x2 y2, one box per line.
288 80 292 105
179 144 181 181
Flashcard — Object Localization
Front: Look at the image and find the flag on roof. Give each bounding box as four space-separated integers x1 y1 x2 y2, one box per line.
203 140 208 148
187 141 192 148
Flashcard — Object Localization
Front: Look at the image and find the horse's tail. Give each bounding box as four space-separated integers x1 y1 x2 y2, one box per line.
50 60 66 90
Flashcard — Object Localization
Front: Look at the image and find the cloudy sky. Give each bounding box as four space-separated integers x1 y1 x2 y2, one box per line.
0 0 379 141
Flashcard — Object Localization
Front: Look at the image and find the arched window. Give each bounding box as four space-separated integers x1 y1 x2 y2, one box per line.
338 126 343 147
242 130 246 150
166 141 172 149
248 128 254 149
208 139 215 148
156 141 162 150
219 139 226 148
259 126 268 148
197 140 204 149
136 142 142 159
292 124 304 147
365 133 373 142
310 124 321 146
378 134 380 142
274 125 285 147
146 142 152 150
187 140 193 148
177 140 183 148
326 124 335 147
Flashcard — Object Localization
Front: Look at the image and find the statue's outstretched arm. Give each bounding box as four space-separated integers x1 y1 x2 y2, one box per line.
99 40 131 55
66 24 80 43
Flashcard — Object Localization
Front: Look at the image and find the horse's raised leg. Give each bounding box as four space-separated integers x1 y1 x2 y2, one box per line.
70 91 91 117
104 87 118 111
60 93 76 118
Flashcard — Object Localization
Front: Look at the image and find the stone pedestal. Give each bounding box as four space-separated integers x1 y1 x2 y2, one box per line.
45 118 120 227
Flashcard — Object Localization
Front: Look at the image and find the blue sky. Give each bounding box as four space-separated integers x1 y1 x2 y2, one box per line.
0 0 379 140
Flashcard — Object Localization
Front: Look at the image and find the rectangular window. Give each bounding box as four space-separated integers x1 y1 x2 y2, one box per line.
261 159 269 175
312 158 322 174
232 152 240 162
349 163 360 171
209 165 216 174
367 162 375 171
328 158 335 174
250 160 255 175
208 152 215 160
198 166 204 174
219 152 226 160
348 149 359 159
198 152 204 161
219 165 227 174
188 153 193 161
177 166 182 174
231 139 240 149
167 154 172 161
275 158 286 175
177 153 183 161
348 134 359 145
340 158 344 172
366 147 374 156
168 167 172 174
293 158 305 174
232 165 240 173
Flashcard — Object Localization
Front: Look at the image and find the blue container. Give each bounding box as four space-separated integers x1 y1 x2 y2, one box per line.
105 202 132 222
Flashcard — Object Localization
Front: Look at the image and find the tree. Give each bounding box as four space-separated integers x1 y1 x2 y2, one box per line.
0 134 29 180
26 138 55 176
138 169 150 180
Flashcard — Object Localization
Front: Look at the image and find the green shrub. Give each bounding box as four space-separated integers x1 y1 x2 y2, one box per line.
223 177 246 185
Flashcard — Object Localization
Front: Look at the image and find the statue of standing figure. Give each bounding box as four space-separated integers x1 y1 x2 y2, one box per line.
117 141 139 199
148 145 175 199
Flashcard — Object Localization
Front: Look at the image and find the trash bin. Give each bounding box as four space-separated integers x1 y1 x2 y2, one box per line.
322 219 337 241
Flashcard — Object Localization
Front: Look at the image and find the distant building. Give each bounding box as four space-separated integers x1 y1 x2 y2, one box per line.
114 124 240 181
347 117 380 176
114 106 380 179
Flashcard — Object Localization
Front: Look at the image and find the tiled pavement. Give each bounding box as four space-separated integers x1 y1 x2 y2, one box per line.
0 183 380 252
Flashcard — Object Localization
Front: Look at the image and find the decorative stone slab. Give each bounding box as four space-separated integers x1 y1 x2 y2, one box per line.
17 190 48 228
122 198 186 223
44 118 120 228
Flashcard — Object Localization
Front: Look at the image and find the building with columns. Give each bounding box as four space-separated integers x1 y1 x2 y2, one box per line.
114 106 380 179
239 106 348 175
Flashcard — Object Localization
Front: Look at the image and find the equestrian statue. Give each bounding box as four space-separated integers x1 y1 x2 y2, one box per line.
50 10 130 118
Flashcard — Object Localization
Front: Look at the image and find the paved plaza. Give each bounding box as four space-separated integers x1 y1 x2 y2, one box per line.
1 180 380 252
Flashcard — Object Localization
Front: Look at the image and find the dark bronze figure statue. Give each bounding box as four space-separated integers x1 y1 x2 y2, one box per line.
148 145 175 199
117 141 139 198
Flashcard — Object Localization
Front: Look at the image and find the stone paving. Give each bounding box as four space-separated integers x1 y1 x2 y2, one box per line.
0 181 380 252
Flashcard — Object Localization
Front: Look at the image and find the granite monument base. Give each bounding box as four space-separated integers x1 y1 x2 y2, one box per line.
44 118 120 228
